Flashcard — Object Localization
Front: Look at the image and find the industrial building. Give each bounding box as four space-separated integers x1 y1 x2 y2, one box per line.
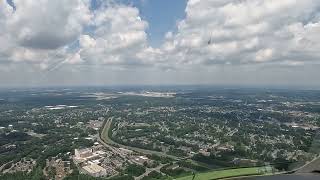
82 164 107 177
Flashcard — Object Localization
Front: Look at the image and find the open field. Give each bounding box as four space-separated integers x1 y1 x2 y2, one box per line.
175 167 264 180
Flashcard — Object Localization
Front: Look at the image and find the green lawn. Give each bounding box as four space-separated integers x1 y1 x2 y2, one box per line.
174 167 264 180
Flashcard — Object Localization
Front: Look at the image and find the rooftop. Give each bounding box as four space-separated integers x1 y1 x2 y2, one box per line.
82 164 106 174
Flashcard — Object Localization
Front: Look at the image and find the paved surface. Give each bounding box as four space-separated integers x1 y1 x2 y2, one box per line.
99 117 180 160
0 161 12 172
239 173 320 180
295 156 320 173
98 117 175 179
238 156 320 179
134 164 167 180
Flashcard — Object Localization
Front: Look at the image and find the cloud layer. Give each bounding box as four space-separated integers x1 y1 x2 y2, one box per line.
0 0 320 86
163 0 320 67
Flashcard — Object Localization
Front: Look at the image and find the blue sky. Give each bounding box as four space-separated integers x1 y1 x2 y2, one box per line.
91 0 187 47
129 0 187 47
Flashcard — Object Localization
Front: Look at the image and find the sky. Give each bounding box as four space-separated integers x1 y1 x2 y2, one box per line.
0 0 320 88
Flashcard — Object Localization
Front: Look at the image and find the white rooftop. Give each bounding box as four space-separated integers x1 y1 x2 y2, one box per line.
82 164 106 174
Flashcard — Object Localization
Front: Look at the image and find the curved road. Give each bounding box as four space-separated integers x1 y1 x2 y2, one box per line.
98 117 320 180
99 117 180 160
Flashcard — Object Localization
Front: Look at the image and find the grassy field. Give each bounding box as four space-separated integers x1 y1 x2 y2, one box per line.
175 167 264 180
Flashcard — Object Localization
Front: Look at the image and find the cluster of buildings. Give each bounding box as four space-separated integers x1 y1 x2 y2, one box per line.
0 124 14 133
45 157 72 180
73 145 109 177
87 120 104 131
2 158 36 174
72 143 153 178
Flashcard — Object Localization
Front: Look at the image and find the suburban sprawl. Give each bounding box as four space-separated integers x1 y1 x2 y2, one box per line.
0 86 320 179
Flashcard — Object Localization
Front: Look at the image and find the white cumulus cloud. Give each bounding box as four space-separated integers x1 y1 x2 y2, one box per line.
162 0 320 67
1 0 320 86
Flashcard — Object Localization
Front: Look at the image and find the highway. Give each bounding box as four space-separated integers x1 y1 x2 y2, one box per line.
98 117 177 179
99 117 180 160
